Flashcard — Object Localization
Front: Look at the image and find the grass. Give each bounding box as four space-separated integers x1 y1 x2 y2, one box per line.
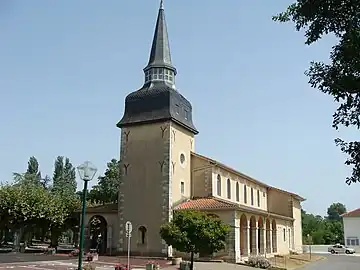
269 253 325 270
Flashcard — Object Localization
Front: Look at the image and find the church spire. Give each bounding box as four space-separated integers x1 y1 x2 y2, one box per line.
143 0 177 86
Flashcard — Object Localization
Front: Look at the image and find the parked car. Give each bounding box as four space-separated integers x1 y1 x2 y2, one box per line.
328 244 355 254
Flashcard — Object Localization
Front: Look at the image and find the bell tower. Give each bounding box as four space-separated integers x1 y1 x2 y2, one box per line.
116 0 198 256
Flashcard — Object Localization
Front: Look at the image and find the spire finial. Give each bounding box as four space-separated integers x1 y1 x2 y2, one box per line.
160 0 164 10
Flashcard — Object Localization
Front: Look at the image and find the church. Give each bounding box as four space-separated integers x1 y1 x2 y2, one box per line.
83 0 305 263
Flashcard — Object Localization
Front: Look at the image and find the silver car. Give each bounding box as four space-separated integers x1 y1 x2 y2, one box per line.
328 244 355 254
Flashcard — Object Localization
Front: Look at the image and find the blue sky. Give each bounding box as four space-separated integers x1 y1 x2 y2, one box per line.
0 0 358 216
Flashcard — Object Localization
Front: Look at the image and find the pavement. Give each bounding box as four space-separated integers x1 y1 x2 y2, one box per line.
0 253 360 270
300 254 360 269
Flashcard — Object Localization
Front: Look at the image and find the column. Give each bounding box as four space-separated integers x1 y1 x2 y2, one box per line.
245 226 250 256
269 229 273 254
261 228 266 255
253 226 259 255
107 225 113 255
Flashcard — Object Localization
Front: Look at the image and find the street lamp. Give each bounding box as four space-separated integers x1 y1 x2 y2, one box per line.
77 161 97 270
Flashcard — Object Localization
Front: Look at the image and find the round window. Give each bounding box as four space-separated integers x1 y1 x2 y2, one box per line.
180 153 186 164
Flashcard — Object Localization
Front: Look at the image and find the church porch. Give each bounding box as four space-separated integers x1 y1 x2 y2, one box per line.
174 197 293 263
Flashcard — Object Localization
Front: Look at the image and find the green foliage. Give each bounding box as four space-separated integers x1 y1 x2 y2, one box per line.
302 202 346 244
273 0 360 184
52 156 77 195
86 159 120 204
160 210 229 262
327 202 346 221
2 156 80 247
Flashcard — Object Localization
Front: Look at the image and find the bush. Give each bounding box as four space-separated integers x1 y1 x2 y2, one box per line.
83 263 96 270
247 256 271 269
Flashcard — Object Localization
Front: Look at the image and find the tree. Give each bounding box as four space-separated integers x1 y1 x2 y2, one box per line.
302 202 346 245
327 203 347 222
87 159 120 204
52 156 77 195
273 0 360 184
160 210 229 270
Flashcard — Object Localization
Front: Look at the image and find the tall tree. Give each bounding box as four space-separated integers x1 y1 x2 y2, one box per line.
327 202 347 222
273 0 360 184
13 157 44 187
52 156 77 195
90 159 120 204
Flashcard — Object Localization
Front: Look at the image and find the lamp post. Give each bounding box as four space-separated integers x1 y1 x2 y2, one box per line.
77 161 97 270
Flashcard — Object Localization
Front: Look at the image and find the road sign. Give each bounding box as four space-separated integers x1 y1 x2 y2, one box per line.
125 221 133 235
125 221 132 269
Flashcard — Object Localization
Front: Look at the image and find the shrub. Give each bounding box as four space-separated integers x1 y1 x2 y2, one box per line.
247 256 271 269
83 263 96 270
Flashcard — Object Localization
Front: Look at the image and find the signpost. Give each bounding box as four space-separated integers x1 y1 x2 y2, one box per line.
125 221 133 269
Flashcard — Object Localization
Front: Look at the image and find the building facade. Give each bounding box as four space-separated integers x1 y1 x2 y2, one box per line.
84 0 305 263
342 208 360 249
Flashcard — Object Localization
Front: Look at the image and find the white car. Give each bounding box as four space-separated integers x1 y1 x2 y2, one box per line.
328 244 355 254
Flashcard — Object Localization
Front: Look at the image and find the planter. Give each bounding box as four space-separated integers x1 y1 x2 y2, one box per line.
146 263 155 270
180 261 193 270
172 257 182 265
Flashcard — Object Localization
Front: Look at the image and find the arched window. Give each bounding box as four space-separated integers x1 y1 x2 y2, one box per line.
257 190 260 207
138 226 147 245
227 179 231 199
244 185 247 204
217 174 221 196
251 188 254 205
236 182 240 202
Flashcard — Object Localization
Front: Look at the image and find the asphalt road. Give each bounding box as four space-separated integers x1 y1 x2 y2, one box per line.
302 254 360 270
0 253 72 264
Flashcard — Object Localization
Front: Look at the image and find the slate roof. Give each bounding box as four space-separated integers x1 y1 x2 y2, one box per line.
145 0 175 73
117 1 197 134
342 208 360 217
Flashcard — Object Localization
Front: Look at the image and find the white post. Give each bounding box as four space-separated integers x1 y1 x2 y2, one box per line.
125 221 133 269
127 235 131 268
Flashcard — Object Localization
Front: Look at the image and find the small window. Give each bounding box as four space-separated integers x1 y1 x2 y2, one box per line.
257 190 260 207
217 175 221 196
263 192 266 197
227 179 231 199
180 153 186 164
235 182 240 202
251 188 254 205
138 226 147 245
283 228 286 241
184 109 189 120
180 181 184 194
244 185 247 204
175 104 180 114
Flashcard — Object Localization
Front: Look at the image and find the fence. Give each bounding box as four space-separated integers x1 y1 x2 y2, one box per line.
302 245 360 254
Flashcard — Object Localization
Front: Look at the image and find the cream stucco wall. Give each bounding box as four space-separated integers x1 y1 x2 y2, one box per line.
170 123 194 205
118 121 194 256
267 189 292 218
118 122 170 256
343 217 360 246
190 154 213 198
274 218 293 255
211 167 267 211
292 199 303 253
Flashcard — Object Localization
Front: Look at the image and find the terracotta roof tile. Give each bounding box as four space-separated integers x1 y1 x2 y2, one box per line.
174 197 237 211
342 208 360 217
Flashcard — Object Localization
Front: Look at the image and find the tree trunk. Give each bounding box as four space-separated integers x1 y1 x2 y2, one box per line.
190 251 194 270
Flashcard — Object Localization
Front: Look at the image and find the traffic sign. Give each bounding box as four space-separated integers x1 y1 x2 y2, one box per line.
125 221 133 234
